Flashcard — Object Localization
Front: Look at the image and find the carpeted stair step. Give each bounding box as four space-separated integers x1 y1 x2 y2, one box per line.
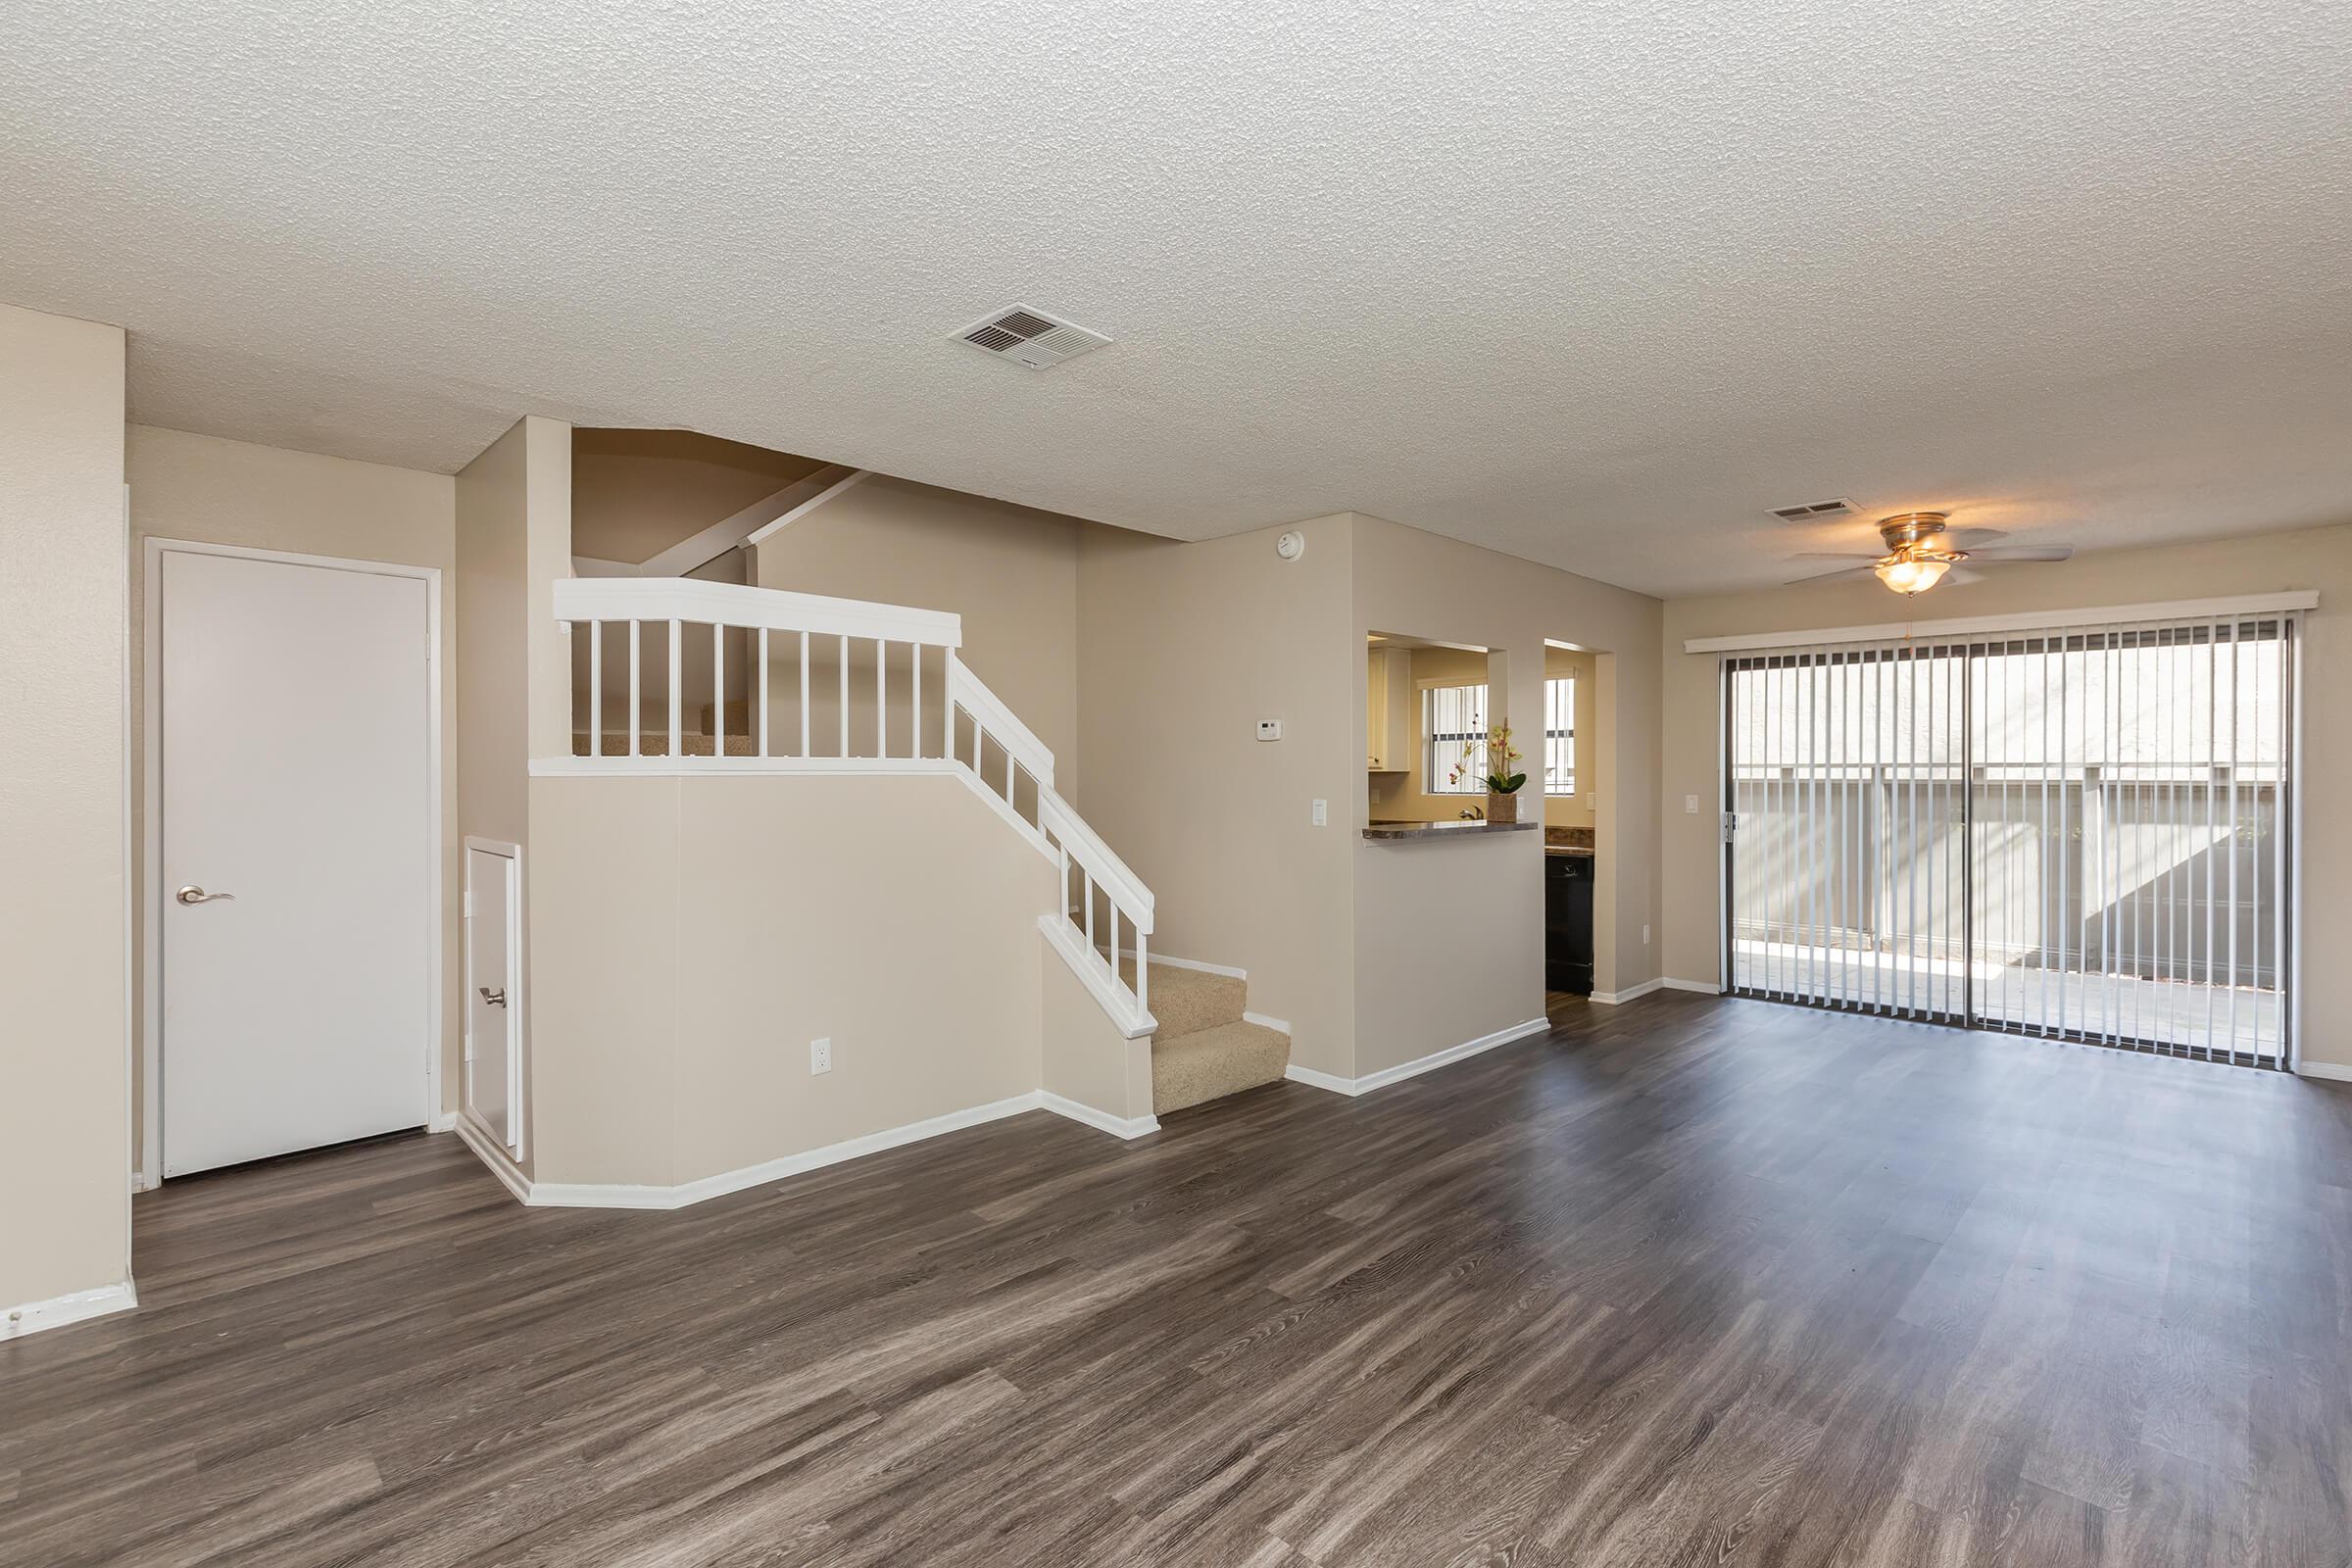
1114 956 1246 1040
1152 1020 1292 1115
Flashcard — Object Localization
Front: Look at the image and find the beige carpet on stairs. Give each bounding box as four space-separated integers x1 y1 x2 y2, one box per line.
1116 956 1291 1115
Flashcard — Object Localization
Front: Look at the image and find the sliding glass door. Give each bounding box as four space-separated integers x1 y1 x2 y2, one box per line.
1724 616 2296 1067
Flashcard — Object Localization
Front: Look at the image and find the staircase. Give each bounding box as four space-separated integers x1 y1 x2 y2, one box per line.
1118 957 1291 1114
553 577 1197 1123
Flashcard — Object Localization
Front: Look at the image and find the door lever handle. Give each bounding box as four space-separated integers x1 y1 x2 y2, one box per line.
175 885 235 906
477 986 508 1007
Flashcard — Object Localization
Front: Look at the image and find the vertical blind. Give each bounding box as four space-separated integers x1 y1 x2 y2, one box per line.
1544 675 1576 794
1425 682 1488 793
1725 614 2296 1067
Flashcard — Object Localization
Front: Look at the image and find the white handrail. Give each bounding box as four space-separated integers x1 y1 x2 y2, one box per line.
947 656 1054 790
1039 788 1152 932
555 575 961 649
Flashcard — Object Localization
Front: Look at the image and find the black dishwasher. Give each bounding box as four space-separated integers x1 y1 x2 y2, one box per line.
1544 854 1593 995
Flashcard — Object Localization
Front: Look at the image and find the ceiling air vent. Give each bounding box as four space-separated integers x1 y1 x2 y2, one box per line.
956 304 1111 369
1767 497 1859 522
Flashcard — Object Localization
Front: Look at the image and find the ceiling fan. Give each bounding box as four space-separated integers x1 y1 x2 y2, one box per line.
1786 512 2074 597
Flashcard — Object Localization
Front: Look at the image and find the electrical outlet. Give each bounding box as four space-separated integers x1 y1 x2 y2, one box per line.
1311 798 1328 827
809 1037 832 1074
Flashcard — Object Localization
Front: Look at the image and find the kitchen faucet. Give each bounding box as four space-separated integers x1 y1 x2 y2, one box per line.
1459 804 1485 820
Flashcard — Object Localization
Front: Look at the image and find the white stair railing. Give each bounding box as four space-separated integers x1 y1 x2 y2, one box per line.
548 576 1155 1037
947 657 1154 1036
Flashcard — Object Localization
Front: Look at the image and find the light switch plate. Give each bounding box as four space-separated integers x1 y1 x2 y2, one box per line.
1311 798 1328 827
1685 794 1699 813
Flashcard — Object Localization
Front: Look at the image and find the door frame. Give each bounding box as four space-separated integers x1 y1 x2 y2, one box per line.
141 537 444 1184
462 835 525 1160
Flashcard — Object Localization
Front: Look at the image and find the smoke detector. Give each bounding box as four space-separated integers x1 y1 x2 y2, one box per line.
1766 497 1858 522
955 304 1111 369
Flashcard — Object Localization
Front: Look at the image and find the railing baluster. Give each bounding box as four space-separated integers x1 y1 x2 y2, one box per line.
588 619 603 758
877 638 889 759
628 618 641 758
759 626 770 759
1108 907 1120 988
712 621 725 761
912 643 923 760
1134 929 1149 1018
800 630 811 759
668 619 682 759
838 634 850 758
1084 871 1095 951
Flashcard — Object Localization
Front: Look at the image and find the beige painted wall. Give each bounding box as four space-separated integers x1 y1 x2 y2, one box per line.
1350 514 1663 1072
528 773 1055 1186
0 303 127 1313
1082 511 1664 1083
1042 954 1154 1127
1658 522 2352 1073
571 427 826 564
126 425 459 1153
456 414 571 1173
1079 516 1361 1077
756 475 1086 797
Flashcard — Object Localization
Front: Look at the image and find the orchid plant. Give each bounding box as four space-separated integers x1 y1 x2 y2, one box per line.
1446 719 1526 795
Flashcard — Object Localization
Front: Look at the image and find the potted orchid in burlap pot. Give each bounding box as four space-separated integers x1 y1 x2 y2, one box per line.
1448 720 1528 823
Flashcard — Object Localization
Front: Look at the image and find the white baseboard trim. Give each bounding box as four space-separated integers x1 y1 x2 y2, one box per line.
1357 1016 1550 1093
2295 1059 2352 1083
1152 953 1249 981
1284 1016 1551 1098
483 1092 1057 1211
1662 977 1723 995
1243 1010 1293 1035
451 1112 535 1203
1283 1062 1358 1096
3 1279 138 1341
1592 977 1664 1005
1041 1092 1159 1140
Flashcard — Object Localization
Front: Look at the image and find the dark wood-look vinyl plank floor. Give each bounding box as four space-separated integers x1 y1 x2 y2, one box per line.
5 994 2350 1566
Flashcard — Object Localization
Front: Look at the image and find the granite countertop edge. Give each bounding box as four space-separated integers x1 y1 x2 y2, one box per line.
1360 819 1544 842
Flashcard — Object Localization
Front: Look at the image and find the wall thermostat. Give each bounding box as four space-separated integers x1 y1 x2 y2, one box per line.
1256 719 1284 741
1274 530 1305 562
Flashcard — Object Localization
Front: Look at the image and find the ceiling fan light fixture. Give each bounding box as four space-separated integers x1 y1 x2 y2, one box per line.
1874 551 1959 596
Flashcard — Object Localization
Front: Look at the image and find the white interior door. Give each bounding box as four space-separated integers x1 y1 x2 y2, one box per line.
161 549 433 1176
465 842 520 1152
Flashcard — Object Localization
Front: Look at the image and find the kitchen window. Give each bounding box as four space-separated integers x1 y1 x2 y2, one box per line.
1424 682 1487 793
1545 675 1576 795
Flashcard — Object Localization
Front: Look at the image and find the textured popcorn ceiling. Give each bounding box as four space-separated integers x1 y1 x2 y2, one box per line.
3 0 2348 596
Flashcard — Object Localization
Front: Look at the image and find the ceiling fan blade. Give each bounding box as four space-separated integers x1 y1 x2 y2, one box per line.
1784 552 1882 561
1784 564 1880 585
1939 566 1985 586
1967 545 2074 563
1945 528 2008 548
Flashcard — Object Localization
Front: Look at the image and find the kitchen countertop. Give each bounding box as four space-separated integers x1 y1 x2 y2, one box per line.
1361 818 1543 842
1544 845 1595 858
